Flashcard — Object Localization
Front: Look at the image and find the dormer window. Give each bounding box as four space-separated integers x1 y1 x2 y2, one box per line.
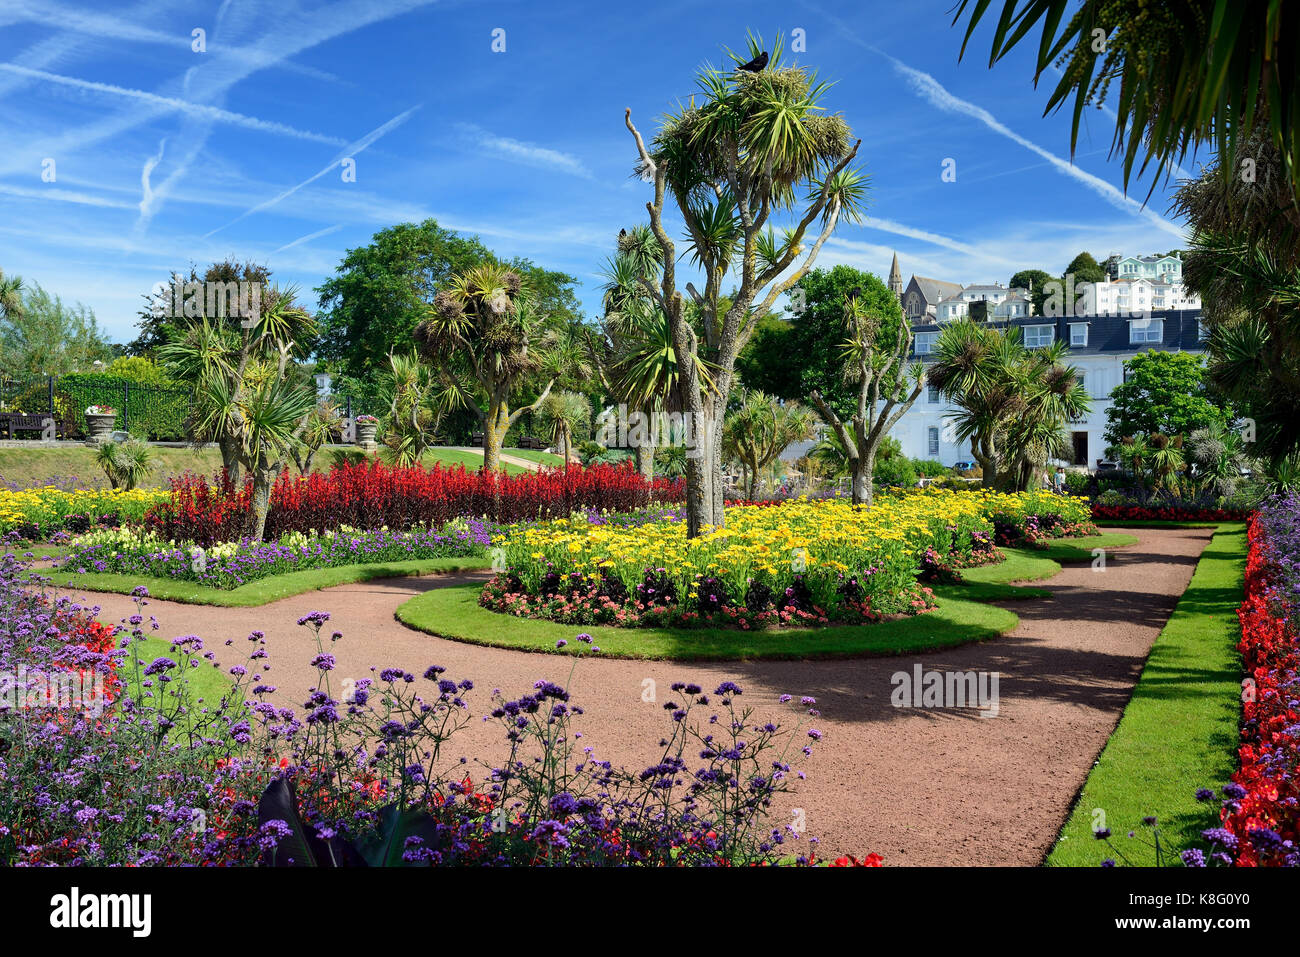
1129 318 1164 344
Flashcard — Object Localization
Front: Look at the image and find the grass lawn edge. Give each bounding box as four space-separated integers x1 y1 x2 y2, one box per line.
36 556 493 607
389 542 1115 662
1045 523 1247 867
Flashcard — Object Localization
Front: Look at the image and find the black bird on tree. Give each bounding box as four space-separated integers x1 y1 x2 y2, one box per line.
735 51 768 72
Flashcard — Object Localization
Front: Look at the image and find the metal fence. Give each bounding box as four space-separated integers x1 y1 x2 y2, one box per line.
0 375 193 441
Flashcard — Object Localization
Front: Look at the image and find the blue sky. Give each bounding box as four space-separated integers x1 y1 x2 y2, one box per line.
0 0 1198 346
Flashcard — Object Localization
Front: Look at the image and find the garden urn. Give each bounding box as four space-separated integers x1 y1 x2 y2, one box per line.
85 412 117 446
355 417 378 450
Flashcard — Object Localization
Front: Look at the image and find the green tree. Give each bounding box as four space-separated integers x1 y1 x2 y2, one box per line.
1065 252 1106 285
159 286 318 540
734 314 799 397
626 32 868 536
722 389 816 501
413 264 557 473
1009 268 1055 315
806 287 923 505
129 260 270 357
0 282 114 377
952 1 1300 201
316 221 492 379
748 266 898 421
106 355 170 384
1103 350 1228 447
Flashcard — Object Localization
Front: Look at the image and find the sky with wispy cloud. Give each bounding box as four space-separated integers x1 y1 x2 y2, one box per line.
0 0 1198 346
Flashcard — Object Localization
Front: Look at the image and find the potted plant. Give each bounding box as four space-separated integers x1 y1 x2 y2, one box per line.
354 414 379 450
84 405 117 446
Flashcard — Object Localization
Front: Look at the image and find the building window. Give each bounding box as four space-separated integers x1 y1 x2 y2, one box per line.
1023 324 1054 348
1129 318 1164 344
1198 319 1209 340
927 427 939 457
927 383 940 403
1069 323 1088 347
915 332 938 355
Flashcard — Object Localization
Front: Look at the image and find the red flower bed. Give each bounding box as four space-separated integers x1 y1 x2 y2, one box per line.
1090 504 1251 522
1223 514 1299 865
146 461 685 544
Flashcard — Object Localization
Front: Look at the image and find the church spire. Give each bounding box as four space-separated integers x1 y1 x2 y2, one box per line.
888 251 903 298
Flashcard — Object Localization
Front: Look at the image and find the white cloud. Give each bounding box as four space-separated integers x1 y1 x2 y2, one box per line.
0 63 347 146
0 182 135 209
458 123 593 179
272 224 343 254
204 106 423 236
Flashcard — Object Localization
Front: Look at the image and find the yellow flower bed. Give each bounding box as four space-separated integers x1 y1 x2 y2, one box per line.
0 486 167 538
498 488 1089 615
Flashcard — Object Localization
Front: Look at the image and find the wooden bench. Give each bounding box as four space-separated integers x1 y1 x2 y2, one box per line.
470 431 485 448
0 412 50 439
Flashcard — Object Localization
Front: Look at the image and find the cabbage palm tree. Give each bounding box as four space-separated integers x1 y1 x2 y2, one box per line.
807 290 924 505
159 285 317 540
379 351 439 468
952 2 1300 202
626 32 868 535
929 319 1089 491
536 390 590 468
722 389 816 501
594 227 714 481
1187 421 1248 500
413 263 556 473
0 269 22 322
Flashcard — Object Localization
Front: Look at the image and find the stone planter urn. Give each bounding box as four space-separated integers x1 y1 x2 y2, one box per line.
354 418 378 451
84 412 117 447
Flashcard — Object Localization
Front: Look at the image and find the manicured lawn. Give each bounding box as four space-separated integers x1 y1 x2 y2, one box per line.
0 443 541 489
1046 524 1247 867
45 556 492 607
498 448 565 467
394 543 1100 661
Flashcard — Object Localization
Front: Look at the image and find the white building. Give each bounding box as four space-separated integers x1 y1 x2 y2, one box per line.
881 254 1206 470
894 311 1207 469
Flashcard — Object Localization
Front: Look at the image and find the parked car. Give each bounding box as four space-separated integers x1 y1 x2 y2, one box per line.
953 460 974 471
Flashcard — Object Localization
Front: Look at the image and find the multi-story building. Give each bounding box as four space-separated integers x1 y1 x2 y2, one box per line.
885 254 1206 471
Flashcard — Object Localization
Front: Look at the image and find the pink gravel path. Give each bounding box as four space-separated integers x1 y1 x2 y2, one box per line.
74 525 1213 865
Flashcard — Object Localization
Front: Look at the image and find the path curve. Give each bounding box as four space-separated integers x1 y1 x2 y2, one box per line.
71 525 1214 865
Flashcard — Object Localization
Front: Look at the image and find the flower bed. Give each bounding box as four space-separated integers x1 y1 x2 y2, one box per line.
483 489 1083 630
0 553 875 866
0 486 165 540
1090 503 1251 523
145 461 685 545
1219 496 1300 865
57 520 494 589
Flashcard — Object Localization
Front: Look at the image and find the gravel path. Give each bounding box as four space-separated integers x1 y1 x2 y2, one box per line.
74 525 1214 865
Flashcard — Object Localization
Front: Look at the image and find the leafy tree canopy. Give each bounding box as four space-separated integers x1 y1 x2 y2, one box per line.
1103 350 1230 446
739 265 901 421
315 219 581 381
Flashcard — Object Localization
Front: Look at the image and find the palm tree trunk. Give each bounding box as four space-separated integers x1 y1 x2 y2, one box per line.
220 435 243 486
248 457 276 542
634 443 654 483
483 392 507 473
